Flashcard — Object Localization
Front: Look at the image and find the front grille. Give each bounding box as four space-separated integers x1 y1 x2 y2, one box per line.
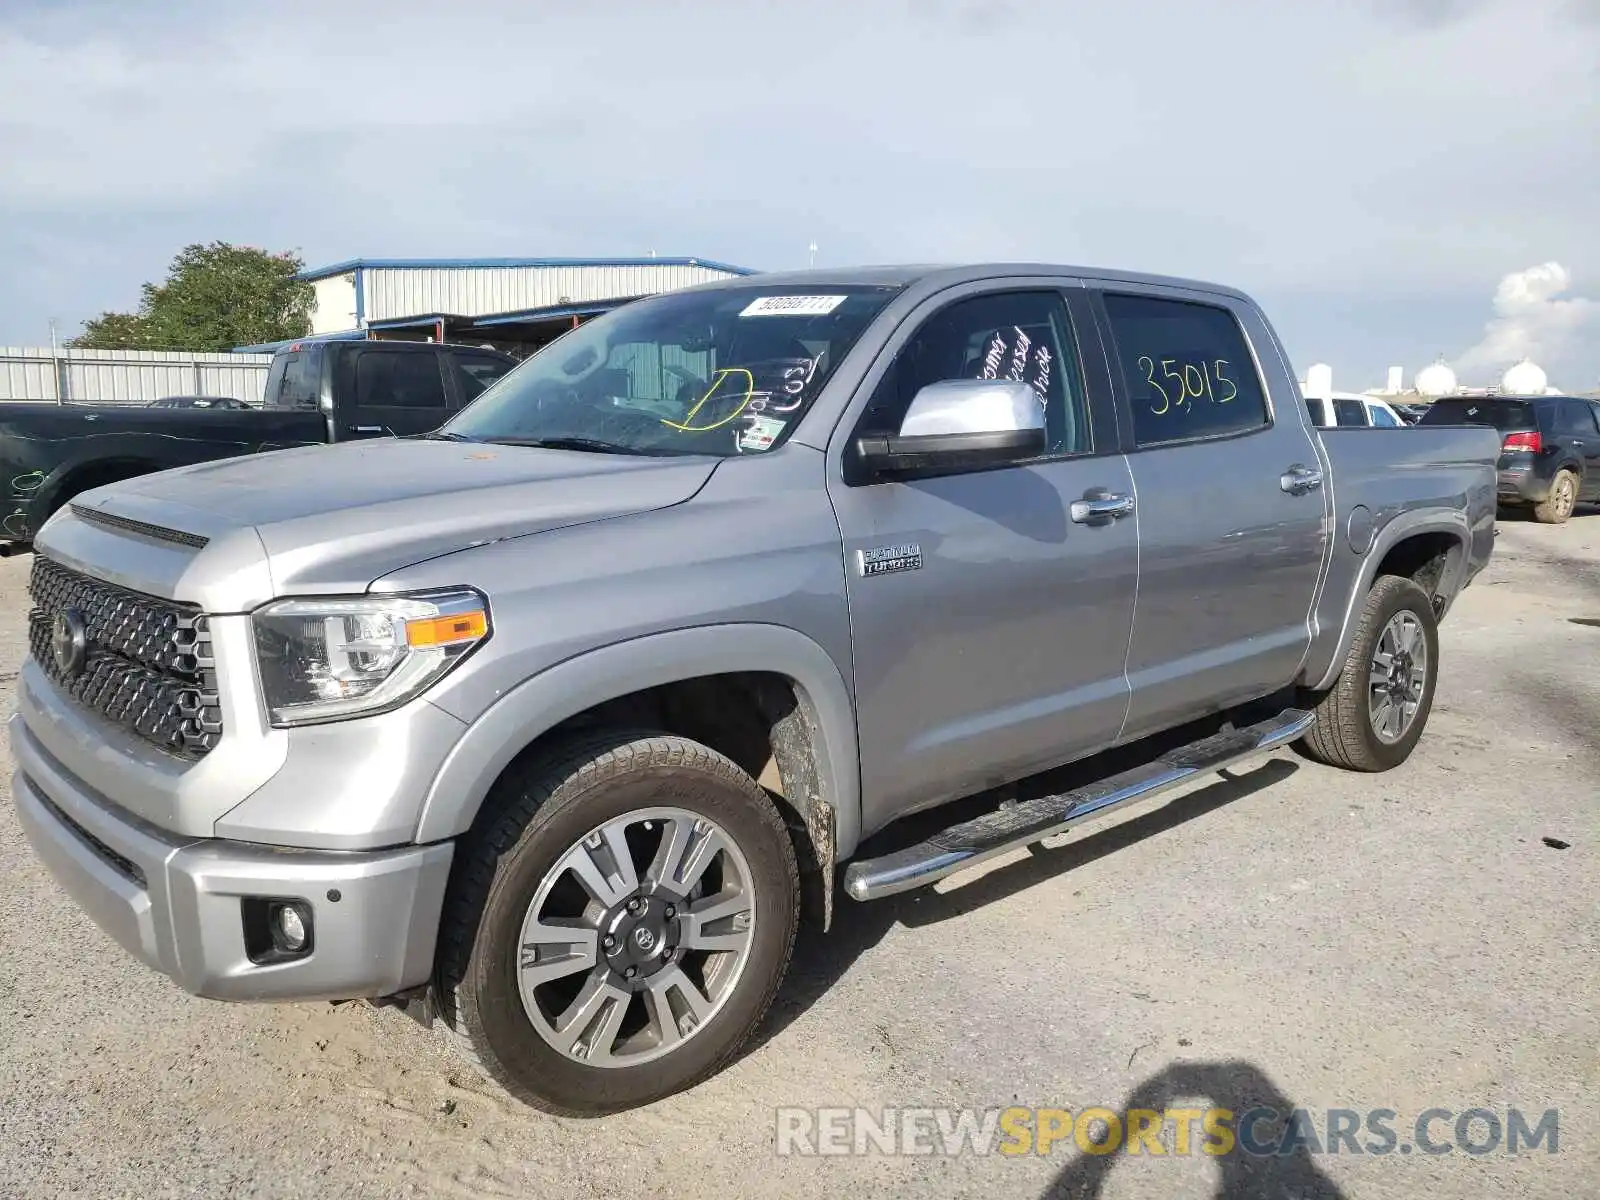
27 557 223 759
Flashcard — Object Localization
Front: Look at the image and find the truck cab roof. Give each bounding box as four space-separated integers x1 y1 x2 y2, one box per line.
674 262 1254 303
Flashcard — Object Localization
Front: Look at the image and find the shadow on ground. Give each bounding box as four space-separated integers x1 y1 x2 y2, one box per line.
1039 1059 1347 1199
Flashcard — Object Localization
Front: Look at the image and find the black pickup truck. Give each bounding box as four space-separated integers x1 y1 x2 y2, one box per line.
0 339 517 549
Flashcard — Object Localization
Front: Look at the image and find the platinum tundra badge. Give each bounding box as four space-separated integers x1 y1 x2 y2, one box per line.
858 544 923 576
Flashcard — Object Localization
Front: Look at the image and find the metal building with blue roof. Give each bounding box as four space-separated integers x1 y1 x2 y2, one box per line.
237 255 758 354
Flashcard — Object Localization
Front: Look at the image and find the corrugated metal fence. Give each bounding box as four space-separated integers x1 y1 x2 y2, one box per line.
0 347 273 405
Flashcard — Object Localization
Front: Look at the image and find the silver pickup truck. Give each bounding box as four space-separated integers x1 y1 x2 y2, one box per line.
13 264 1498 1116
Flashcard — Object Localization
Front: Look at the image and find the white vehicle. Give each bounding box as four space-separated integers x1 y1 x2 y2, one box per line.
1303 390 1408 428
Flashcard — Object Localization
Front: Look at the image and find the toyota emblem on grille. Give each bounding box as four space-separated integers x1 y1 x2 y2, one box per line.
51 608 88 678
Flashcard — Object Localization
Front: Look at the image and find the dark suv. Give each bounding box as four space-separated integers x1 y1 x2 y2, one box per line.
1418 394 1600 523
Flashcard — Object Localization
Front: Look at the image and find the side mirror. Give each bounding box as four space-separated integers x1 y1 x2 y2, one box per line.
855 379 1045 477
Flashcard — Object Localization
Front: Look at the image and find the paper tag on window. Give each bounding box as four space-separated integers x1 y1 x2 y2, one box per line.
739 295 847 318
737 415 787 451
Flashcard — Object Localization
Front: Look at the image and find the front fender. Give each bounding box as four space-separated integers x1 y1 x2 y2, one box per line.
1304 506 1471 692
416 623 862 857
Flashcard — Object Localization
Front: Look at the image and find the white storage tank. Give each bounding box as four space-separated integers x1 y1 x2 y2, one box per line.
1500 358 1549 395
1415 356 1458 398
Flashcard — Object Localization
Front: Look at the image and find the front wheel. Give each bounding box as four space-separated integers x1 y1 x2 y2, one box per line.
436 730 800 1116
1298 575 1440 772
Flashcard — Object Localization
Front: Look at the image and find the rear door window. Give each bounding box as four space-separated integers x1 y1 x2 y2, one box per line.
1099 293 1269 447
355 350 448 410
342 348 451 437
1554 399 1596 437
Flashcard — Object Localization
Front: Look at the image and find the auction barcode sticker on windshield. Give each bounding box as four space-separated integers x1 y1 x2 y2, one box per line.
740 295 848 318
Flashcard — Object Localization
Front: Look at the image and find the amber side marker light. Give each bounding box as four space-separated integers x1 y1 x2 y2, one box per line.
406 610 489 647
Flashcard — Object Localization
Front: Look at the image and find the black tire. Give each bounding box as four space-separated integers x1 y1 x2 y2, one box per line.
1297 575 1440 772
1534 469 1578 524
435 729 800 1117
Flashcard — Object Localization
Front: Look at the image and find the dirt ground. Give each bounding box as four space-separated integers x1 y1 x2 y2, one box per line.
0 517 1595 1199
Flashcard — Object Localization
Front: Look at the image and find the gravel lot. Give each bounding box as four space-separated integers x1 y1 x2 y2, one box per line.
0 518 1595 1200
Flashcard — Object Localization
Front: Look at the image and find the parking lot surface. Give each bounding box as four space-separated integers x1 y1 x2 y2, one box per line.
1 519 1595 1199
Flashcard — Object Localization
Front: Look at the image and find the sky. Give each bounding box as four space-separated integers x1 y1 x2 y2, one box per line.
1 0 1597 390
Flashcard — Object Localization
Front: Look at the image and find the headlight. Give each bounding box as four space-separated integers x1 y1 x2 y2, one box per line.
251 589 489 726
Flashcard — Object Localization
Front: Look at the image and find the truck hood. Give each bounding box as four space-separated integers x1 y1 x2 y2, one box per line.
68 438 719 604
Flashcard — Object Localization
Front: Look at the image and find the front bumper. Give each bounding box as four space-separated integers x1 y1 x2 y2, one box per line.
11 713 453 1002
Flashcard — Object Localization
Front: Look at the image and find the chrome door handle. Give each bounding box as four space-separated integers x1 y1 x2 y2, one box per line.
1280 465 1324 495
350 425 384 433
1070 493 1135 523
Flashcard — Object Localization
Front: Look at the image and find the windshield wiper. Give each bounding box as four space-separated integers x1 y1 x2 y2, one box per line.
423 430 476 442
486 436 650 455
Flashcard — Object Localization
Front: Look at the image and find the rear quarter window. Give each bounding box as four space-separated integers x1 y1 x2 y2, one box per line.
1417 399 1535 430
449 352 515 404
264 348 322 410
1333 399 1367 426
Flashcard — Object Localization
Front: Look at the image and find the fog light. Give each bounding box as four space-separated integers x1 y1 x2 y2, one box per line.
273 903 309 952
242 897 315 963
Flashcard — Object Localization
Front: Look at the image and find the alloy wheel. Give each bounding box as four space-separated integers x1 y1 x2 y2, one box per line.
515 807 756 1068
1368 610 1429 744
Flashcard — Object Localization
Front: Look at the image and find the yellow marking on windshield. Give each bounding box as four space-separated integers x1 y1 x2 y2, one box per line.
661 368 754 432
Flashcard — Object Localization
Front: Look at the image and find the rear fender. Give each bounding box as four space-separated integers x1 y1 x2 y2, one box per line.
32 457 166 541
1305 508 1470 692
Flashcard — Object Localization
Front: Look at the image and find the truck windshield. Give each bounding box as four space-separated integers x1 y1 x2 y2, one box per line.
440 285 901 456
1418 399 1536 430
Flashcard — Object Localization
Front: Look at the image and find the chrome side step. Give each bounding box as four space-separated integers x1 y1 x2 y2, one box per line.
842 707 1315 902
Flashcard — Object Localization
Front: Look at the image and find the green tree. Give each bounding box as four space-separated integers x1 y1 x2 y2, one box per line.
72 310 147 349
70 242 314 351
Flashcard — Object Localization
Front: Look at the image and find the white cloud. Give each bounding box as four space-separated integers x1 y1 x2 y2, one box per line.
1456 262 1599 378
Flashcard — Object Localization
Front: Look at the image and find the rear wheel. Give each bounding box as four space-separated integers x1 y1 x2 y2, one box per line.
1298 575 1439 772
436 730 800 1116
1534 469 1578 524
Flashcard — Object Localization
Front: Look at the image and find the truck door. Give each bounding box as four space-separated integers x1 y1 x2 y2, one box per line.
338 345 453 438
1090 288 1328 741
1555 398 1600 500
826 285 1138 832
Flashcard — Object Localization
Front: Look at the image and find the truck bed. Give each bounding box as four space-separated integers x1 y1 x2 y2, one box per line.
0 403 327 544
1302 423 1500 688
